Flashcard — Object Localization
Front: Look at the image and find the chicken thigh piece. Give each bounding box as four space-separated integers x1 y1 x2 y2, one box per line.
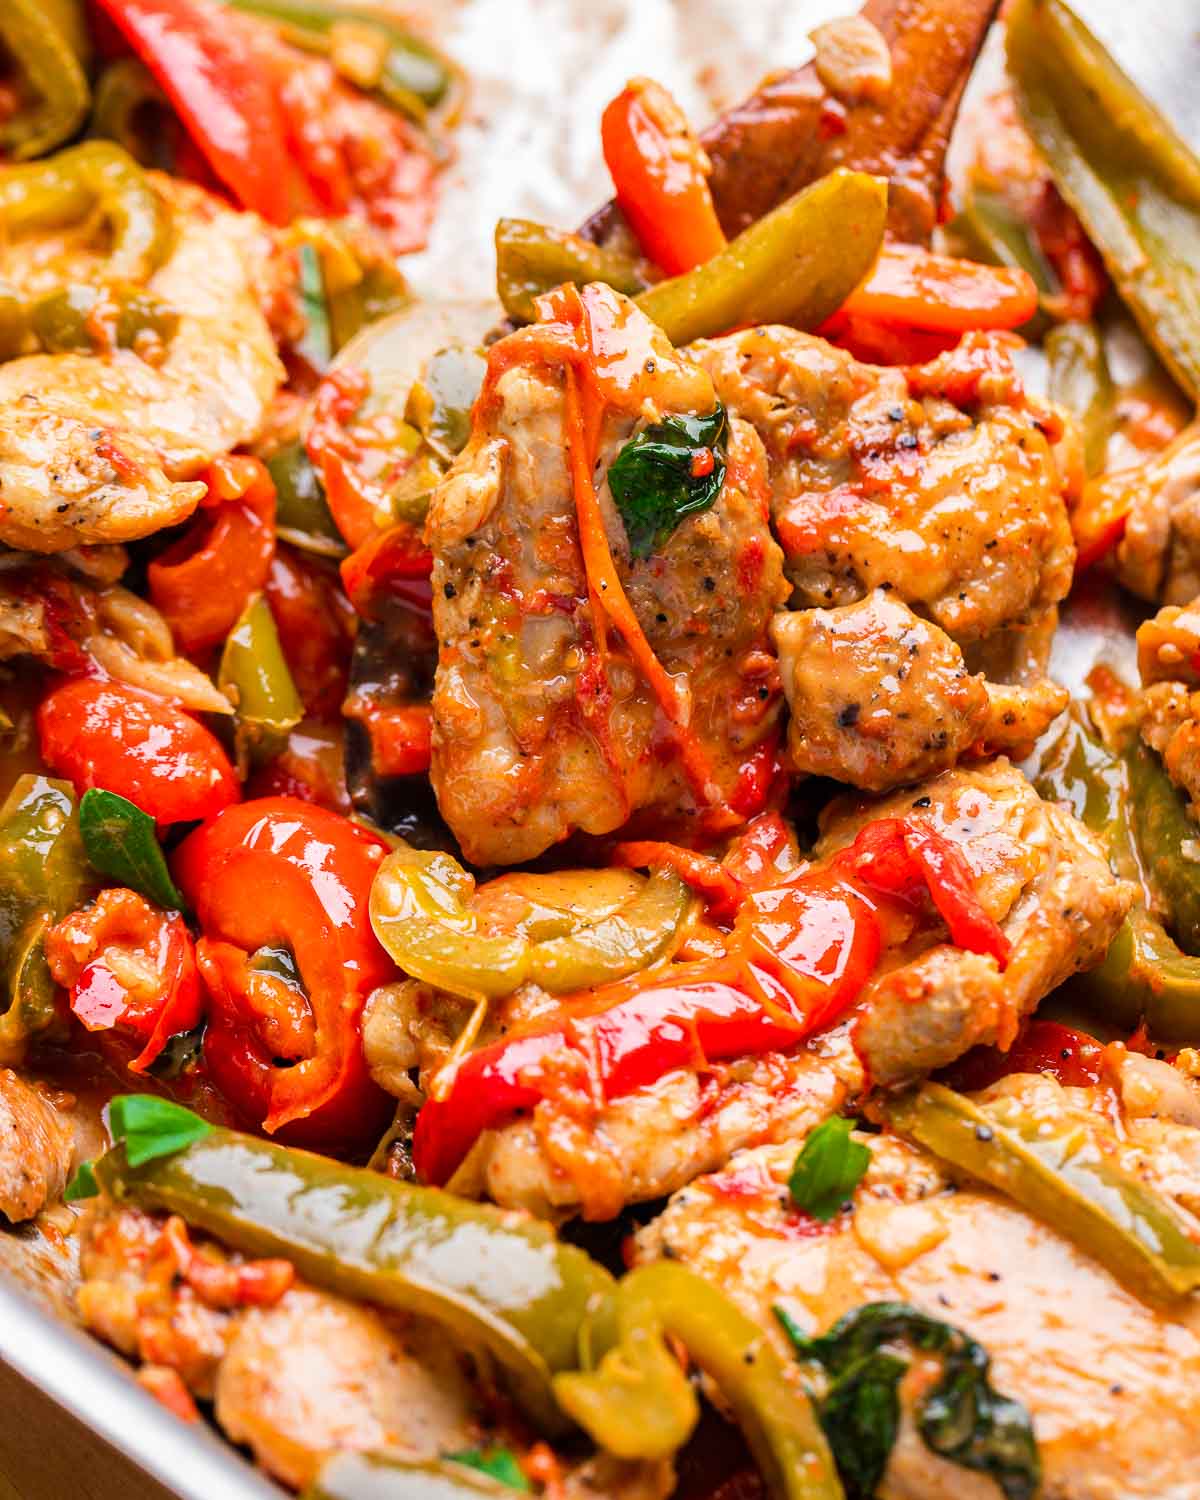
0 1068 73 1223
426 283 788 866
690 325 1074 790
636 1069 1200 1500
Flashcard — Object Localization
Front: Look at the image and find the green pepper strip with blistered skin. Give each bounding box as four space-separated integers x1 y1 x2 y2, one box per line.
216 0 458 121
554 1263 843 1500
0 774 97 1064
1007 0 1200 402
304 1453 519 1500
0 142 172 285
885 1081 1200 1305
495 218 651 325
1034 711 1200 1040
498 170 887 348
218 593 304 770
0 0 90 162
1046 320 1114 476
92 1127 615 1434
369 846 690 1001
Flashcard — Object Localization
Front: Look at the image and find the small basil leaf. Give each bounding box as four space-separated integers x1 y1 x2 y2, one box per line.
79 788 185 911
64 1159 99 1202
776 1301 1041 1500
449 1448 530 1492
787 1115 872 1221
108 1094 212 1168
607 402 728 559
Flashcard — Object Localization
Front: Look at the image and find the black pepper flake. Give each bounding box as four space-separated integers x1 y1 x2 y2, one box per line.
897 432 918 450
443 582 457 599
913 796 932 808
703 576 716 592
837 703 861 728
656 612 668 624
974 1124 994 1143
887 406 904 421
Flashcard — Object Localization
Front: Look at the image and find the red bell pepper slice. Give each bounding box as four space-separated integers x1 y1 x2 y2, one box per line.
91 0 315 225
173 797 393 1145
839 815 1012 969
601 77 726 276
37 678 239 826
339 521 434 623
264 547 354 721
147 455 277 657
1070 472 1134 571
45 888 202 1072
840 244 1038 333
613 840 744 921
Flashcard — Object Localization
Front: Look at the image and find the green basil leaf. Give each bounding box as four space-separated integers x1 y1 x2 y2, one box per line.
776 1300 1041 1500
64 1159 99 1202
607 402 728 559
787 1115 871 1221
108 1094 212 1168
449 1448 530 1492
79 788 185 911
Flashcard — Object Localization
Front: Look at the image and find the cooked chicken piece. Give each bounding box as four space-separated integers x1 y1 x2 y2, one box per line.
772 590 1065 791
418 760 1127 1219
0 176 286 552
0 1069 73 1223
636 1079 1200 1500
215 1287 478 1491
1134 596 1200 820
691 326 1075 643
1111 423 1200 604
79 1204 483 1488
818 761 1129 1085
427 284 788 866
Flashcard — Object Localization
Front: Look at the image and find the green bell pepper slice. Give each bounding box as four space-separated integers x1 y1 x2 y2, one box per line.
0 774 97 1063
1007 0 1200 402
88 58 169 165
1126 738 1200 954
0 142 172 285
1033 710 1200 1039
92 1127 615 1433
554 1262 842 1500
497 170 887 348
0 0 90 162
267 440 346 558
635 169 887 348
0 282 29 362
495 218 650 325
886 1081 1200 1304
369 848 689 1001
305 1452 519 1499
218 593 305 768
1045 320 1114 476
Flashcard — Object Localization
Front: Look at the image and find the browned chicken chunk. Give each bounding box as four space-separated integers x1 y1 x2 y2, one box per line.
0 1069 73 1224
1135 595 1200 820
635 1069 1200 1500
772 590 1064 790
1111 423 1200 604
427 283 787 865
396 760 1125 1220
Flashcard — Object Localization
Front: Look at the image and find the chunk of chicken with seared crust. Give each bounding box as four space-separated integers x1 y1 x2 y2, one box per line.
388 760 1126 1220
1135 594 1200 821
691 326 1075 640
635 1069 1200 1500
772 590 1066 791
0 175 286 552
0 1068 74 1223
427 284 788 867
1110 423 1200 605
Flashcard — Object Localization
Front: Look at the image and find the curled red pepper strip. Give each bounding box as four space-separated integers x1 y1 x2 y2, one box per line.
45 888 202 1072
839 815 1012 969
173 797 393 1145
340 522 434 623
161 1215 294 1311
147 455 276 657
613 840 744 921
